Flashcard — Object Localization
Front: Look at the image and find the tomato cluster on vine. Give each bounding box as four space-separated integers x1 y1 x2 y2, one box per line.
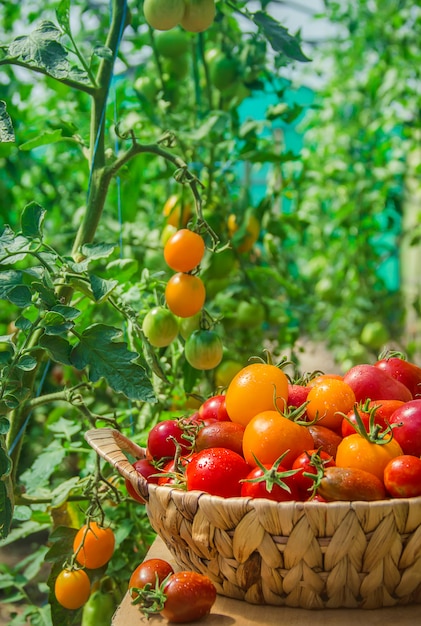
126 353 421 503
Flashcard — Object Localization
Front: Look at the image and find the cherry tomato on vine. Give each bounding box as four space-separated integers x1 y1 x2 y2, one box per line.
161 571 217 623
165 273 206 318
184 329 223 370
225 362 289 427
242 410 314 469
125 458 160 503
306 378 356 431
383 455 421 498
142 306 179 348
186 447 251 497
129 558 175 599
164 229 205 273
55 568 91 610
143 0 185 31
73 522 115 570
147 419 190 460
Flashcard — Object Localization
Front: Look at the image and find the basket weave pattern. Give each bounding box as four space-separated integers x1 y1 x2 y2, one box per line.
85 428 421 610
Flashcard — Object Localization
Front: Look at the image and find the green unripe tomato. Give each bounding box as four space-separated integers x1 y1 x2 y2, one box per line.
180 0 216 33
236 300 265 329
81 590 115 626
360 321 390 350
155 29 191 57
143 0 185 31
210 55 239 91
142 307 179 347
206 248 237 279
178 312 201 340
134 75 159 101
185 329 223 370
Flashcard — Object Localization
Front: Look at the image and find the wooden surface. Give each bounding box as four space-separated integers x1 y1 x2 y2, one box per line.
112 537 421 626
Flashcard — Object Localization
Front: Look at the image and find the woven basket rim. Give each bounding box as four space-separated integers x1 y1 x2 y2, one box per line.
84 427 421 511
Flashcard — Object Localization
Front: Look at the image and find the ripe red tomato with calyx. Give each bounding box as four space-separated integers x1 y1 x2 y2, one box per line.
186 447 251 497
240 454 302 502
384 455 421 498
375 352 421 398
147 419 191 461
343 364 413 403
131 567 216 623
129 558 174 599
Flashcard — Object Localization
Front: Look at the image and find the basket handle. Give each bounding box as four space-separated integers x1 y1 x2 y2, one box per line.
84 428 150 502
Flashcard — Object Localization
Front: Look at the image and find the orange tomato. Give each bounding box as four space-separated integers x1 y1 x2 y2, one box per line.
55 568 91 610
306 378 356 431
242 410 314 468
73 521 115 570
307 373 343 387
165 273 206 318
163 194 192 227
225 362 289 426
335 433 403 482
164 229 205 273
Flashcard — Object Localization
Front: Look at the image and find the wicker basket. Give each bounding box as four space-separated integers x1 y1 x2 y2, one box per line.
85 427 421 610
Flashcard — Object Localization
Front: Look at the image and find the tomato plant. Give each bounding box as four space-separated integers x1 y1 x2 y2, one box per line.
242 409 314 468
383 455 421 498
54 568 91 610
129 558 175 599
164 229 206 273
142 306 179 347
225 362 289 426
184 329 223 370
73 522 116 570
186 447 251 497
165 272 206 318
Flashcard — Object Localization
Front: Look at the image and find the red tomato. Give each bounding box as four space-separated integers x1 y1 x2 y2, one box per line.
317 466 386 501
194 421 245 456
161 571 216 623
287 383 310 409
129 558 174 599
375 356 421 398
125 458 160 503
341 400 405 438
240 462 302 502
147 419 190 460
242 410 314 469
198 394 230 421
307 424 342 458
384 455 421 498
157 457 189 486
343 364 413 403
186 447 251 497
389 399 421 456
292 449 336 497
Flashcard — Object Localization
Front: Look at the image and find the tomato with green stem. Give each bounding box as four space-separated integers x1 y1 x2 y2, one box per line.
73 522 115 570
142 306 179 348
55 568 91 610
164 229 205 273
240 454 302 502
292 448 336 497
165 273 206 318
129 558 174 600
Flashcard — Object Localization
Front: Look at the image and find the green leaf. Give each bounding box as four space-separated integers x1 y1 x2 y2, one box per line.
92 45 113 60
38 335 72 365
20 440 66 493
70 324 156 402
252 11 311 62
20 202 46 239
0 227 29 264
0 100 15 143
7 285 33 307
51 305 80 320
89 274 118 302
7 20 89 83
56 0 71 34
50 476 82 508
17 355 38 371
0 418 10 435
190 112 230 141
105 258 139 282
31 281 57 307
48 417 81 440
19 129 64 151
81 242 115 260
